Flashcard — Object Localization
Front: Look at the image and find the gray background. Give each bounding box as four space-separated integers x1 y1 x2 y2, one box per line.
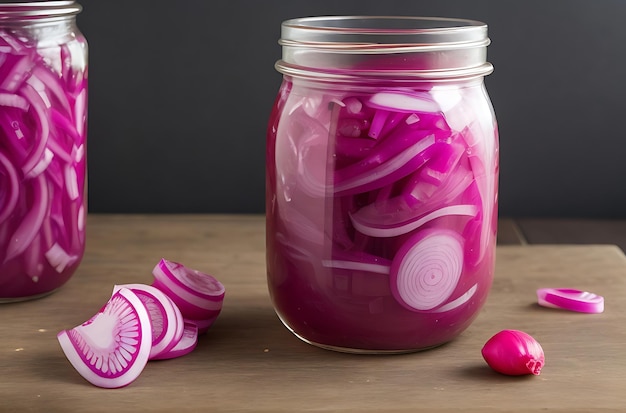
78 0 626 217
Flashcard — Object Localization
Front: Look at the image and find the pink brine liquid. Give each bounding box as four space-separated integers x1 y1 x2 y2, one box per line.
266 78 499 352
0 25 87 301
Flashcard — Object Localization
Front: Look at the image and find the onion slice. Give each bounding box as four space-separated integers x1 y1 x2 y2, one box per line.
152 258 225 321
322 251 391 275
536 288 604 314
367 90 440 113
18 84 50 177
4 174 49 262
44 242 79 273
57 288 152 388
0 150 20 224
151 322 199 360
351 204 477 238
333 133 437 195
113 284 185 359
433 283 478 313
185 314 220 335
390 229 464 311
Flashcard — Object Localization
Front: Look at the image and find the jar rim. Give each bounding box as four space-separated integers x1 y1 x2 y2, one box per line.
277 15 493 81
0 1 81 18
280 16 489 52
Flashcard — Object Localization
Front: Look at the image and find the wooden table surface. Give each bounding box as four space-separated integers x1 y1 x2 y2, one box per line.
2 214 625 412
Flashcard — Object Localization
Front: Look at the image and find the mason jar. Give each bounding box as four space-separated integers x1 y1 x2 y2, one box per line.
266 16 499 353
0 1 87 301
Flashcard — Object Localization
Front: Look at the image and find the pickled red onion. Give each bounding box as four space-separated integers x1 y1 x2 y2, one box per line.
322 251 391 275
334 133 437 195
0 150 19 223
4 174 48 262
45 242 79 273
18 84 50 177
350 204 477 238
0 29 87 299
0 92 29 110
390 229 464 311
367 90 440 113
433 283 478 313
536 288 604 314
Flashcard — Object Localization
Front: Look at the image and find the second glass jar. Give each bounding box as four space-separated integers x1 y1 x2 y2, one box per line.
0 1 88 301
266 16 499 353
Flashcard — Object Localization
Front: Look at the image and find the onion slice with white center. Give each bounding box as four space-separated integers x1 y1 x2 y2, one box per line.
113 284 184 359
57 288 152 388
536 287 604 314
390 229 464 311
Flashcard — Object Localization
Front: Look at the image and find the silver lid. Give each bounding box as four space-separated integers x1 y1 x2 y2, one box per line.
0 1 82 19
277 16 493 81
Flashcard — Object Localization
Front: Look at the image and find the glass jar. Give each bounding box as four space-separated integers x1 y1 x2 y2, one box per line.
266 16 499 353
0 1 87 301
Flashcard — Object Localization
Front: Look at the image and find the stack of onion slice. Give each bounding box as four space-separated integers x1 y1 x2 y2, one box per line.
57 259 224 388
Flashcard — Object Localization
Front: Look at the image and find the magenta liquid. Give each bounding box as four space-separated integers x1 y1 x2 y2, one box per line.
266 16 498 352
0 5 88 301
266 79 498 352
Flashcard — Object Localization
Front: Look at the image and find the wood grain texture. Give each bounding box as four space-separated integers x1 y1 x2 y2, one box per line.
1 215 624 412
517 218 626 252
496 217 526 245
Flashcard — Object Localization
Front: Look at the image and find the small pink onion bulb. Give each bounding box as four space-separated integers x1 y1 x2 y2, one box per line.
481 330 545 376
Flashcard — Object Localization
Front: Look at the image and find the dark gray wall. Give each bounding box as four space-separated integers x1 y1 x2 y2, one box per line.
79 0 626 217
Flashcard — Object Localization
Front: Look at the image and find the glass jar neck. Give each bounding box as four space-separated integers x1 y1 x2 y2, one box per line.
276 16 493 82
0 1 80 28
0 1 81 19
0 2 81 44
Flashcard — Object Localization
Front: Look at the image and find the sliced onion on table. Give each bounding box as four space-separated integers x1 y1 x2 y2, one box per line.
151 322 199 360
185 314 220 335
57 288 153 388
57 260 225 387
537 288 604 314
390 229 464 311
113 284 184 360
152 258 225 322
